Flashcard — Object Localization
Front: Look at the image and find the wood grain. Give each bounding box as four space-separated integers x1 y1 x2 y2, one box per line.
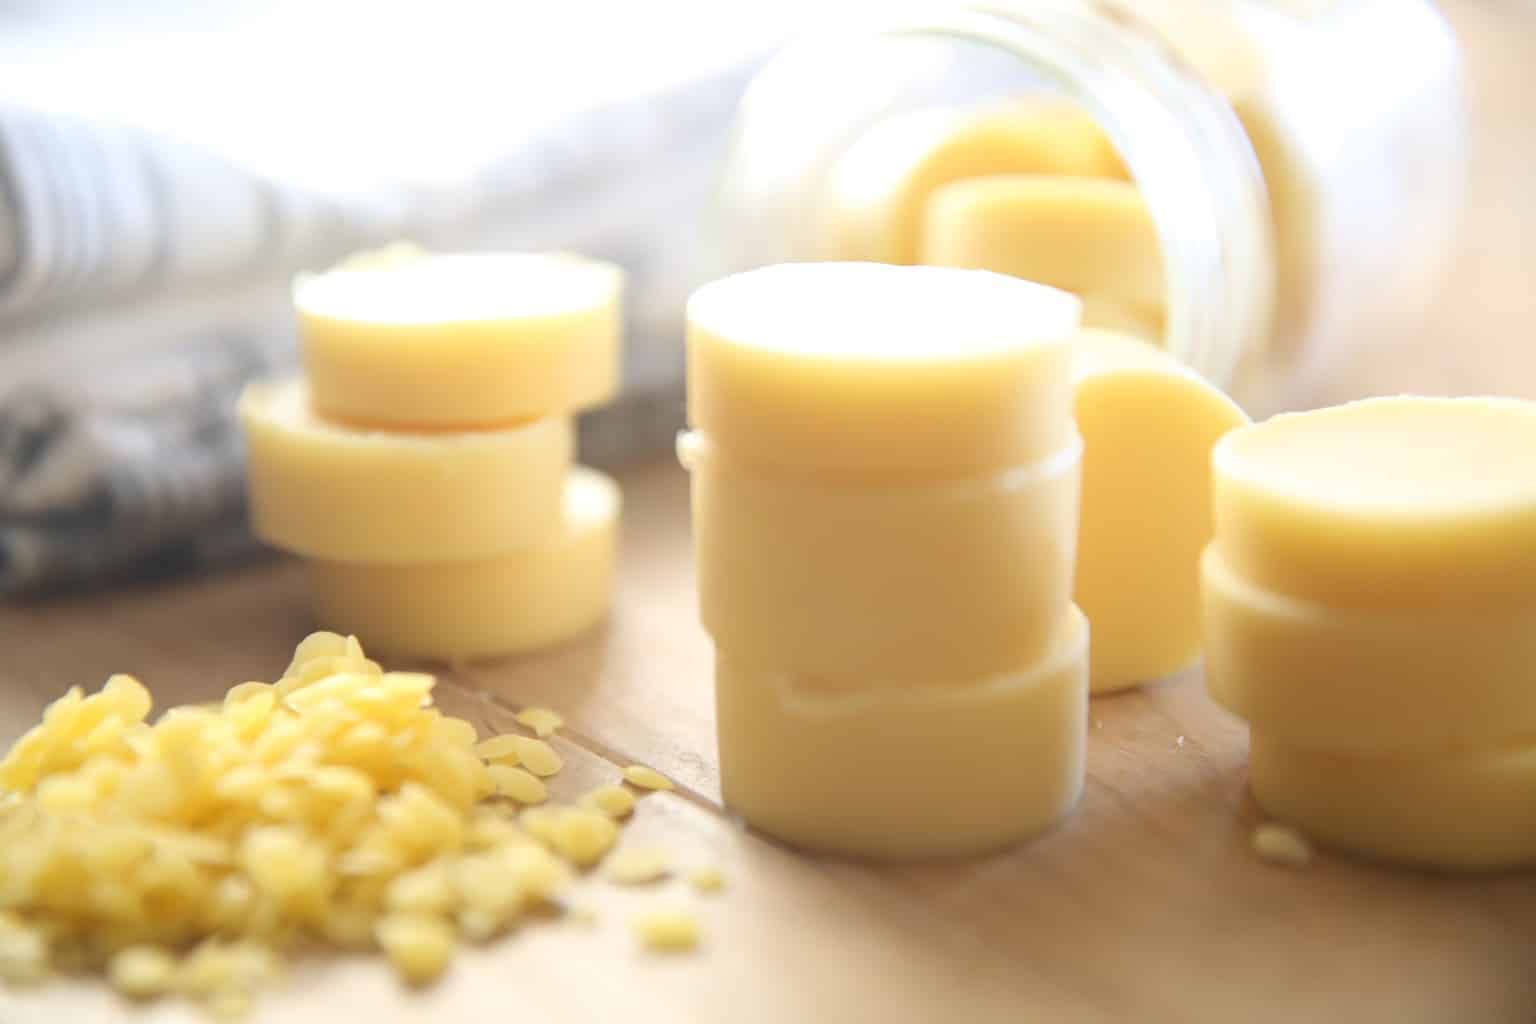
1 3 1534 1021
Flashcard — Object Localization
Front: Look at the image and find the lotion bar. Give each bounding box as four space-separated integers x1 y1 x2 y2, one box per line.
1212 397 1536 609
308 468 619 660
1072 331 1248 692
1202 547 1536 754
1249 731 1536 872
716 607 1088 858
296 250 623 429
922 176 1164 315
688 432 1080 686
241 378 570 563
686 262 1080 484
819 100 1127 265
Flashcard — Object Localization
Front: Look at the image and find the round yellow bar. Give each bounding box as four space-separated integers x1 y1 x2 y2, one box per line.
686 262 1080 484
1202 548 1536 753
308 467 619 661
241 378 571 563
1211 396 1536 609
818 99 1127 265
688 431 1080 686
716 607 1088 859
1249 731 1536 872
922 175 1164 314
296 250 623 429
1072 331 1248 693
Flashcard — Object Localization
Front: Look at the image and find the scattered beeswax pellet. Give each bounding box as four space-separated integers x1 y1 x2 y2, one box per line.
516 707 564 738
0 631 683 1017
631 908 701 953
604 848 671 885
528 808 619 868
375 913 456 986
488 765 548 804
108 946 178 1000
1251 823 1313 868
623 765 674 792
476 735 523 763
509 737 563 778
688 867 725 894
582 785 637 818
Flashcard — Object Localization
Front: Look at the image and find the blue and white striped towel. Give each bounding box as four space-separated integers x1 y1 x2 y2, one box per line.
0 58 759 595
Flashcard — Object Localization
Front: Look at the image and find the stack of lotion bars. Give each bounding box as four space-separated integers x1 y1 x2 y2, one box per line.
682 265 1249 859
240 249 625 660
1203 398 1536 871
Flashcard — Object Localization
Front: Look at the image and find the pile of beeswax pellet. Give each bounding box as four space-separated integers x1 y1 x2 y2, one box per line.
0 633 699 1015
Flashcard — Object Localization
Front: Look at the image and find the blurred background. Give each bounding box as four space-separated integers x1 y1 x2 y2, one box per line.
0 0 1531 595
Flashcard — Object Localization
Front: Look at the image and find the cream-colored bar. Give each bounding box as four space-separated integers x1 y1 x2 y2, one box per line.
687 431 1080 686
922 176 1164 315
715 607 1088 859
1249 731 1536 872
818 99 1128 265
1202 547 1536 754
296 249 623 429
1211 397 1536 609
308 468 619 660
1071 331 1248 693
686 262 1080 484
241 378 571 563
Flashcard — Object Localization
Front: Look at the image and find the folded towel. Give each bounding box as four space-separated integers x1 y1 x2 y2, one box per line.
0 58 758 595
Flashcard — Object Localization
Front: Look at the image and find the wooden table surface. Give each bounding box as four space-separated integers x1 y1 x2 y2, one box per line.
2 4 1535 1022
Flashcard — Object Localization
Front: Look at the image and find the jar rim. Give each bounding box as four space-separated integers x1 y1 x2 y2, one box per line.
716 0 1277 390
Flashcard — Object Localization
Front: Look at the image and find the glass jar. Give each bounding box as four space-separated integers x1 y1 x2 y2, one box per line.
705 0 1464 416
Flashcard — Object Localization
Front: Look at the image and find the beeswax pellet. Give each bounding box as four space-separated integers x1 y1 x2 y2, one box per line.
375 913 456 985
686 262 1079 484
297 250 623 429
108 946 177 1000
632 908 700 952
604 848 671 885
515 707 564 738
1251 823 1313 868
1071 330 1248 692
581 785 637 818
691 431 1080 685
623 765 674 792
715 607 1088 859
508 738 563 778
241 378 571 563
1211 397 1536 609
308 468 619 660
488 765 548 804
